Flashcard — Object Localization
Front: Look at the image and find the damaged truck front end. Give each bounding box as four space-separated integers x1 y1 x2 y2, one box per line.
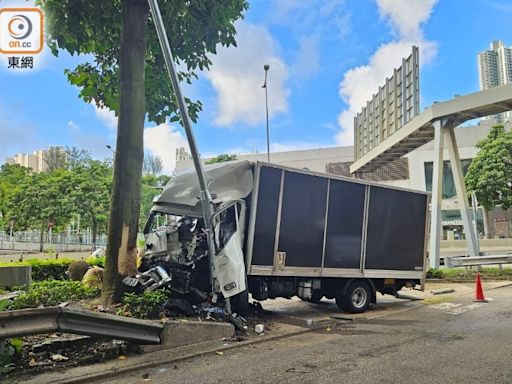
133 161 253 314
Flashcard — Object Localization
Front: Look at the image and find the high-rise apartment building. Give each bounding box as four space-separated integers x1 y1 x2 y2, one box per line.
5 146 65 172
477 40 512 122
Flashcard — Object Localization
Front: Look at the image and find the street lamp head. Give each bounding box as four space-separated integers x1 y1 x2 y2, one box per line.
264 64 270 71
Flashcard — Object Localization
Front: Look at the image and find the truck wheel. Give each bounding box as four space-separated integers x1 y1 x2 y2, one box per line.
301 291 323 303
336 281 371 313
230 289 249 316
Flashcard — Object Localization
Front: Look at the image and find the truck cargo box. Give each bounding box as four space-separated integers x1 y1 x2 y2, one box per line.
245 162 428 281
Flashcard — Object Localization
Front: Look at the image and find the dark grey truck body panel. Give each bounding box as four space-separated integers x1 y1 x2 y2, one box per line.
245 162 429 281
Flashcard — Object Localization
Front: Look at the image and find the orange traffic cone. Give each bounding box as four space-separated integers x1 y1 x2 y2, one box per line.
474 272 488 303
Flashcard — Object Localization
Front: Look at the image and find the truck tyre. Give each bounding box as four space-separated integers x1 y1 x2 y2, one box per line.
230 289 249 316
336 280 371 313
301 291 323 303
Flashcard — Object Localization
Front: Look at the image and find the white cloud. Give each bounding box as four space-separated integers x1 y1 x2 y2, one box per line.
377 0 438 39
291 36 320 80
144 123 188 173
67 120 79 131
205 21 289 127
335 0 438 146
93 103 118 130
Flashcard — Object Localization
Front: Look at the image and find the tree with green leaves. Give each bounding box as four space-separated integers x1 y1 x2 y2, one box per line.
9 170 74 252
44 147 68 172
0 164 31 229
139 174 171 229
39 0 248 303
465 124 512 238
69 161 112 249
143 153 163 176
205 154 238 164
66 146 93 171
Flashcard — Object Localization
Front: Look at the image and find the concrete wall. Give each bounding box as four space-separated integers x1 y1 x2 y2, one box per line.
176 146 354 174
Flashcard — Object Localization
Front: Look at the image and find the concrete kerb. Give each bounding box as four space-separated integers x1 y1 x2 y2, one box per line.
140 320 235 353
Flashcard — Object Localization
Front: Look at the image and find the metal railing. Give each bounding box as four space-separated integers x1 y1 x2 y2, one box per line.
0 230 107 246
445 254 512 270
0 307 163 344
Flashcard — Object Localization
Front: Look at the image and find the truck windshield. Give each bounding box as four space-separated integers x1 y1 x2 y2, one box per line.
143 212 180 234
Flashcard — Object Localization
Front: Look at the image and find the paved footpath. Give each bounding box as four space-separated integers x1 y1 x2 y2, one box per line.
101 284 512 384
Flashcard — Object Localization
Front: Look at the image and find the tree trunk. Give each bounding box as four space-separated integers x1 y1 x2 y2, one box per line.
102 0 148 304
483 207 491 239
92 217 97 251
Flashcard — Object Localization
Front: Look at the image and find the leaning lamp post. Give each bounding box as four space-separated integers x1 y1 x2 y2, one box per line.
262 64 270 162
147 0 219 303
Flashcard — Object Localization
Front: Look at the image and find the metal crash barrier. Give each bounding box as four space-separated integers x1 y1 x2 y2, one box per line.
0 307 163 344
445 254 512 271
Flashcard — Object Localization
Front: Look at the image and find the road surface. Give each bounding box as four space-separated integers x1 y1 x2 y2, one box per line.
101 284 512 384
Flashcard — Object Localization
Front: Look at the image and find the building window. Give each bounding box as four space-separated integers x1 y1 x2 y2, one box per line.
424 159 472 198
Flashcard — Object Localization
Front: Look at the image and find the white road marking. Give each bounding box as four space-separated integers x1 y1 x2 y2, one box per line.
429 301 485 315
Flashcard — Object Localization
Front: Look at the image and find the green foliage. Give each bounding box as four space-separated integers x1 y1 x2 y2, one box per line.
205 154 238 164
87 255 106 268
465 124 512 210
0 164 31 230
0 299 10 312
68 160 112 245
427 267 512 280
0 258 105 281
66 146 93 170
6 169 74 235
118 290 168 319
0 259 72 281
139 174 171 229
426 268 445 279
9 280 100 310
43 147 68 172
3 157 112 245
38 0 249 125
0 339 23 375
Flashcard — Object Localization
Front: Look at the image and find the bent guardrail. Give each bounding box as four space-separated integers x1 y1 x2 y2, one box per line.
0 307 163 344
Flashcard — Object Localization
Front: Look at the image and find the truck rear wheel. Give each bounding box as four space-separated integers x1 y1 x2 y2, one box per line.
336 280 371 313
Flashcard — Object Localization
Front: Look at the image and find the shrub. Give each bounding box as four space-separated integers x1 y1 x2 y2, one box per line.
82 267 104 289
9 280 100 310
426 268 445 279
427 267 512 280
68 260 91 281
0 257 107 282
87 255 106 268
117 290 168 319
22 259 73 281
0 338 22 374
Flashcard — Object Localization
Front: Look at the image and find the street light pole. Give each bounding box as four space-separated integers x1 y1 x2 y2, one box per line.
262 64 270 163
148 0 217 298
106 145 115 164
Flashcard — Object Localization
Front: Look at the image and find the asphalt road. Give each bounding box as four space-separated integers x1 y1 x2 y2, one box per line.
102 285 512 384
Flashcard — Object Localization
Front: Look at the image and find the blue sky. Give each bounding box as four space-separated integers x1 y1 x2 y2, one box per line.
1 0 512 173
